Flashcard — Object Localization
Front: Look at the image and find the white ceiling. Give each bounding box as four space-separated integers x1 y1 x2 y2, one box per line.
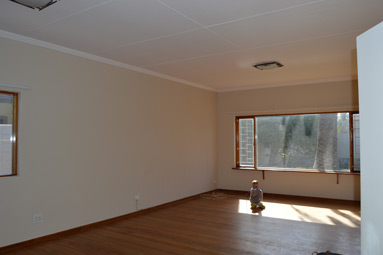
0 0 382 91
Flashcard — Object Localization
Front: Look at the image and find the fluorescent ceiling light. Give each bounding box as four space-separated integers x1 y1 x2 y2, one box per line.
9 0 59 10
253 61 284 70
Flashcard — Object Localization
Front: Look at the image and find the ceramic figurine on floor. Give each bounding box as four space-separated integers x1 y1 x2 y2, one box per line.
250 180 265 210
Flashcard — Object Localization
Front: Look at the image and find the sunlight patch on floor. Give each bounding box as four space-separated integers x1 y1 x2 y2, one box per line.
238 199 360 228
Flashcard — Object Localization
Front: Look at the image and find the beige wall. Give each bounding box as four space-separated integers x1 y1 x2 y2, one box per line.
0 37 218 247
218 80 360 201
0 34 362 248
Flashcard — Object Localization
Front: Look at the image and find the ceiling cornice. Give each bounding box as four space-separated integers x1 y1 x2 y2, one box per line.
0 30 216 92
216 76 358 93
0 30 359 94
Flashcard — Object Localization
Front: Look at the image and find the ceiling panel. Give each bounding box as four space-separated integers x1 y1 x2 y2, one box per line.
147 31 359 90
209 0 383 49
0 0 110 35
159 0 317 27
0 0 381 91
21 0 201 53
98 28 238 67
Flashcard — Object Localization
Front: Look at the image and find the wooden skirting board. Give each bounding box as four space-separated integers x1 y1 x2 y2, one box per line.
0 190 215 254
0 189 360 254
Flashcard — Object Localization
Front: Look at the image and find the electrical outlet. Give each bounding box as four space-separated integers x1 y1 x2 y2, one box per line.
33 213 43 224
135 195 140 201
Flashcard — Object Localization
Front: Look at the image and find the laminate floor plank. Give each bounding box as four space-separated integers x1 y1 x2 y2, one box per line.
1 193 360 255
7 241 89 255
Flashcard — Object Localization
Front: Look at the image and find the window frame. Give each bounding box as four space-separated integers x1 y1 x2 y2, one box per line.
0 90 18 177
235 111 360 173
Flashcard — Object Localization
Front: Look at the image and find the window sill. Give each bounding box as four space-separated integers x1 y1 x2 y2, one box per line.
0 174 17 178
232 167 360 184
232 167 360 175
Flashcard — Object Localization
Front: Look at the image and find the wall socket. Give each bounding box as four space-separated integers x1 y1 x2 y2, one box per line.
33 213 43 224
135 195 140 201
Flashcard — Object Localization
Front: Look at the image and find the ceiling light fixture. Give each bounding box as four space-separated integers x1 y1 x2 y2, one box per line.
253 61 283 70
9 0 59 10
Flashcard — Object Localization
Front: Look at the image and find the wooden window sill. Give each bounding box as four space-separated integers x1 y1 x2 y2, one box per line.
232 167 360 184
0 174 17 178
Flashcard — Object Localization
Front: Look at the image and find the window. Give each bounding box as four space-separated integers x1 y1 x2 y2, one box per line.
0 91 18 177
235 112 360 173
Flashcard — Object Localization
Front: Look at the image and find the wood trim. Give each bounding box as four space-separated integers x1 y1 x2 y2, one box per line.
12 92 18 176
0 174 17 178
235 110 358 118
0 190 216 253
235 117 240 167
0 90 19 96
232 167 360 175
232 167 359 184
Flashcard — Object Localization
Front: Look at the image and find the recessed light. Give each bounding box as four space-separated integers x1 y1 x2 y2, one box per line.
253 61 283 70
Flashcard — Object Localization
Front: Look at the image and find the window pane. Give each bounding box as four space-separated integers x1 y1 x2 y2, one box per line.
0 93 16 176
353 114 360 171
337 113 351 170
256 113 350 171
239 118 254 167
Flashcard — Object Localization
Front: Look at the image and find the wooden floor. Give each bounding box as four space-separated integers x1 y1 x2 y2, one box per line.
1 192 360 255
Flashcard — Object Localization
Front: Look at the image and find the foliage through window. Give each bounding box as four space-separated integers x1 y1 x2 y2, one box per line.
0 91 18 177
236 112 360 172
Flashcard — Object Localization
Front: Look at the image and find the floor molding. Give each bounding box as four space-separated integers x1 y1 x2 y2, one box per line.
0 189 360 253
0 190 215 254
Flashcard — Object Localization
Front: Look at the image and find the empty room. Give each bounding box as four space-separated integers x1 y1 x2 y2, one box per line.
0 0 382 254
